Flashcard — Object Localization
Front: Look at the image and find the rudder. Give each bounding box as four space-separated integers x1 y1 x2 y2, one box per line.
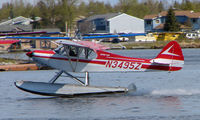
152 41 184 71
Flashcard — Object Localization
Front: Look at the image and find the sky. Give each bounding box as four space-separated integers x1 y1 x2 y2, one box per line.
0 0 182 7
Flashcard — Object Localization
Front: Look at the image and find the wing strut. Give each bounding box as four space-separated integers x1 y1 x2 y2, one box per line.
64 46 83 72
65 46 75 72
74 47 83 72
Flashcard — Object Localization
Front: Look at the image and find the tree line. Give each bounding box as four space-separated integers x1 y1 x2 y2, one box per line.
0 0 200 32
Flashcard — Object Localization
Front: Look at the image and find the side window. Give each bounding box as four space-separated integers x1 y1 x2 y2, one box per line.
88 49 96 59
79 48 96 59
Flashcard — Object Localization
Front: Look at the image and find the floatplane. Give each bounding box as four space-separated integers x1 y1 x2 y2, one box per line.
5 33 184 97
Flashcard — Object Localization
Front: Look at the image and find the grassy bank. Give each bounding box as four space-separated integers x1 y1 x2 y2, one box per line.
122 41 169 49
0 58 18 65
178 40 200 48
121 40 200 49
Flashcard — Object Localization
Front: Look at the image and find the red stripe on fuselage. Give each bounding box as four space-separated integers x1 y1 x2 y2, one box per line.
33 50 55 54
142 64 182 71
33 55 106 65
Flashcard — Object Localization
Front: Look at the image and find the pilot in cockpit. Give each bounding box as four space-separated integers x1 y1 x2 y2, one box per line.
69 48 77 57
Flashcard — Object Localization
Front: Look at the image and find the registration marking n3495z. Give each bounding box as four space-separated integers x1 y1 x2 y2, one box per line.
105 60 142 70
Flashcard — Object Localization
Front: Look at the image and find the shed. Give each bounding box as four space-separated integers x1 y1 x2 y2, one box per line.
78 13 144 34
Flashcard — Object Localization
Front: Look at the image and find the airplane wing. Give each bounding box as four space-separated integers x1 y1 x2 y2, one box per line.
56 40 109 51
56 40 85 47
82 33 146 39
2 33 146 40
2 33 145 50
76 40 110 50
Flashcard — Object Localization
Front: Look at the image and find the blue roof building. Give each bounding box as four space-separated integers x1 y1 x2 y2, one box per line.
144 10 200 32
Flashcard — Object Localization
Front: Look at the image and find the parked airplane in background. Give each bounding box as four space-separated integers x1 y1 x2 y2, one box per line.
6 33 184 97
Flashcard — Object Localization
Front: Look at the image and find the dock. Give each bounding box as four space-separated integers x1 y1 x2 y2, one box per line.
0 64 38 71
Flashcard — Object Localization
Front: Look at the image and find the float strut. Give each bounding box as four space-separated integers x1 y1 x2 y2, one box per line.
49 70 63 83
63 71 85 85
85 72 89 86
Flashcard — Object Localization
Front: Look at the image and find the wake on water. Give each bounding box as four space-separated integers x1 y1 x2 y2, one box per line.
127 83 200 96
151 89 200 96
127 88 200 96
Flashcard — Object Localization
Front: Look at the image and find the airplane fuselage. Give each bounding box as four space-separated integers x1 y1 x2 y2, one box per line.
28 49 182 73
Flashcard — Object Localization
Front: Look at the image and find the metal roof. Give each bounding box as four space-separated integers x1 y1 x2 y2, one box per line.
0 16 33 26
0 24 32 32
0 16 33 32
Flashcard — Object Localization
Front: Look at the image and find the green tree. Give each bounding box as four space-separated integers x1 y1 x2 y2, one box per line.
117 0 138 15
37 1 49 27
182 0 194 10
55 0 78 31
164 7 180 32
105 3 114 13
173 0 181 10
157 1 164 12
85 1 110 16
2 0 196 33
77 2 87 16
9 4 14 19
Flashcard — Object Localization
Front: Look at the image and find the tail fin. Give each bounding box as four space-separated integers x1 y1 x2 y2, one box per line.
152 41 184 71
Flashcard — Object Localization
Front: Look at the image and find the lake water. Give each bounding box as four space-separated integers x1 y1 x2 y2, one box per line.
0 48 200 120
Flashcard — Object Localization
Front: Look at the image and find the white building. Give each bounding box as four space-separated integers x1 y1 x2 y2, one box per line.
78 13 144 34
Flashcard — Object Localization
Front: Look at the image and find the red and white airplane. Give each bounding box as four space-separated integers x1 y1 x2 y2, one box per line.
14 37 184 96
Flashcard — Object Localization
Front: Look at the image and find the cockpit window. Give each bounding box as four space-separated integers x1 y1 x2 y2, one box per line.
54 45 96 59
79 48 96 59
68 46 78 57
54 45 66 55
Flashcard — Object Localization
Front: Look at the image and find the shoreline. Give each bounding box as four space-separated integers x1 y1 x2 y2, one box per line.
100 40 200 49
122 41 200 49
